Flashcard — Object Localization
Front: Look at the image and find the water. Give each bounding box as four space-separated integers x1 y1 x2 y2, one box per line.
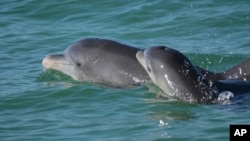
1 0 250 140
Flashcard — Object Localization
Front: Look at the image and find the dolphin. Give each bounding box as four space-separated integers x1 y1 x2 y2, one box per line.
197 58 250 81
136 46 250 104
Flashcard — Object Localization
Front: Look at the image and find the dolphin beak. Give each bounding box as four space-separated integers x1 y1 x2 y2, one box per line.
42 54 73 69
136 50 147 70
42 54 78 80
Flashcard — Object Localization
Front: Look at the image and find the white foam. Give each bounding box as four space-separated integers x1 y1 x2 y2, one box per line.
217 91 234 101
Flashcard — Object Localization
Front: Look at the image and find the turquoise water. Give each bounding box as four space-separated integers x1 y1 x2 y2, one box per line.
1 0 250 140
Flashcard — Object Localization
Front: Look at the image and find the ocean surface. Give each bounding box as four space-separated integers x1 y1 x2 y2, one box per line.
1 0 250 140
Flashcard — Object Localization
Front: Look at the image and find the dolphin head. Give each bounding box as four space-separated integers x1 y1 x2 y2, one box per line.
136 46 216 103
136 46 187 95
42 40 91 81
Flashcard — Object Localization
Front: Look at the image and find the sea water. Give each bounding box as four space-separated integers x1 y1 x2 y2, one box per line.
1 0 250 140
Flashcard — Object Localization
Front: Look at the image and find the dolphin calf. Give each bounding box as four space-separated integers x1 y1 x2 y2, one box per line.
136 46 250 104
136 46 220 103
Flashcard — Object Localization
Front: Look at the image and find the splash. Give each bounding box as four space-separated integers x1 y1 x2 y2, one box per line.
217 91 234 101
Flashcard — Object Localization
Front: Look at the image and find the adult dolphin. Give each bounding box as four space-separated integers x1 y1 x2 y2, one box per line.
42 38 150 88
136 46 250 104
43 38 250 88
198 58 250 81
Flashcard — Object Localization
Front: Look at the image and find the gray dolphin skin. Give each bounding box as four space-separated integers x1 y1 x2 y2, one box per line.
136 46 222 104
197 58 250 81
42 38 150 87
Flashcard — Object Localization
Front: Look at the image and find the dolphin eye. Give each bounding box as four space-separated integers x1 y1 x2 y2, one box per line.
76 62 81 67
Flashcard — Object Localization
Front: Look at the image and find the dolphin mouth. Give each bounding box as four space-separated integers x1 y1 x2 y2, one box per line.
136 50 147 70
42 54 78 79
42 54 73 69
